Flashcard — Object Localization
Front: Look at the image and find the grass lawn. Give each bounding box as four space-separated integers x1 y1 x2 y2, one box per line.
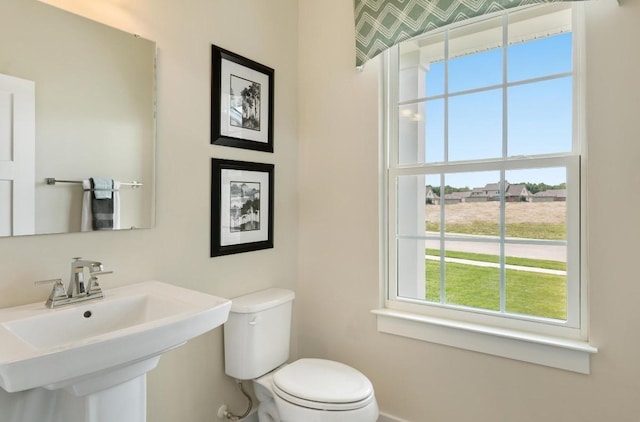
421 203 567 319
425 260 567 320
426 221 566 240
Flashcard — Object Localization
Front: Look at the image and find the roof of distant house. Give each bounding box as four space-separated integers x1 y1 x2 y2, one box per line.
533 189 567 197
506 184 530 196
445 191 472 199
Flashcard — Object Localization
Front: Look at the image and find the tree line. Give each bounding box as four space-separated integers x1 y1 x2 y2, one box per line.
430 182 566 196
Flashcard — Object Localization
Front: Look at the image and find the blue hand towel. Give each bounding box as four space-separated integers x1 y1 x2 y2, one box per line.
91 177 113 199
90 178 114 230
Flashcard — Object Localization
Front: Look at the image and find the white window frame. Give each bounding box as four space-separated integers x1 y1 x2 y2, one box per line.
376 3 597 373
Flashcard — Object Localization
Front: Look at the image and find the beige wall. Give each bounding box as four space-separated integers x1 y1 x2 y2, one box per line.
1 0 639 421
0 0 298 421
298 0 640 421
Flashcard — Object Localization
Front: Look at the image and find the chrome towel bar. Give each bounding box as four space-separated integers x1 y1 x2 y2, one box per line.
45 178 143 188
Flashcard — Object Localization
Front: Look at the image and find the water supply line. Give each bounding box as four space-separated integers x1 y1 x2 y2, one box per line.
218 381 252 421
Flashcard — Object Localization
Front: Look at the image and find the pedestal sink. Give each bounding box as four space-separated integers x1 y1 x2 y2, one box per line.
0 281 231 422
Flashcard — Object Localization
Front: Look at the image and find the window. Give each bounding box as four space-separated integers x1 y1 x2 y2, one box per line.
378 3 596 372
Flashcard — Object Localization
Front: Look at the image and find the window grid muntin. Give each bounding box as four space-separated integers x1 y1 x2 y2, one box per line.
388 6 580 334
392 158 575 324
398 72 573 108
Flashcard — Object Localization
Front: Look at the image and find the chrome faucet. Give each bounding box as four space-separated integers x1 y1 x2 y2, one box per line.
35 258 113 308
69 258 104 297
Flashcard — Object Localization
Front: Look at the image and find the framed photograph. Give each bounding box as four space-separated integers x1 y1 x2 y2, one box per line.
211 45 274 152
211 158 274 257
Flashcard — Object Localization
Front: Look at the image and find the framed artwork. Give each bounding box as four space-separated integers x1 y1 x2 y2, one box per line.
211 45 274 152
211 158 274 257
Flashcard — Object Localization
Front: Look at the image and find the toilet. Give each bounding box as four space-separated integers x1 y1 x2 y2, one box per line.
224 288 379 422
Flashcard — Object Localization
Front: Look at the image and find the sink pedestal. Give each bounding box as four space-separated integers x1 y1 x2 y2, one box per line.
0 357 161 422
51 356 161 422
56 374 147 422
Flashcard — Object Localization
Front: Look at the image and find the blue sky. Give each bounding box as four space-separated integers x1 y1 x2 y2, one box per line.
418 32 573 188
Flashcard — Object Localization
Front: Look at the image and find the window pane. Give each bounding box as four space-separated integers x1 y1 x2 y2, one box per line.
504 168 567 241
448 48 503 93
449 16 503 93
508 33 572 82
504 168 567 320
399 56 424 103
424 247 442 303
507 3 572 82
505 266 567 320
396 175 426 237
394 175 440 303
449 89 502 161
424 175 442 302
398 100 444 165
398 103 423 165
426 61 445 98
441 172 501 310
443 171 500 234
399 33 445 102
397 238 427 300
508 77 573 156
425 174 441 227
424 32 446 98
444 239 500 311
425 100 445 163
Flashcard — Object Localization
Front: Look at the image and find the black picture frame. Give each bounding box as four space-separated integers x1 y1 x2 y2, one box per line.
211 45 274 152
211 158 274 257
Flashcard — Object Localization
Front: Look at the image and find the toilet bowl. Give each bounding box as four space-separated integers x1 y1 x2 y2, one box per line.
255 359 378 421
223 288 378 422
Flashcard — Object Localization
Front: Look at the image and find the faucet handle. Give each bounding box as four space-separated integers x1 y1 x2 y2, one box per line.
34 278 64 286
86 270 113 298
34 279 69 308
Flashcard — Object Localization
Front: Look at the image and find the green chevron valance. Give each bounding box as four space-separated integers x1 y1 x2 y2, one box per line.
354 0 581 67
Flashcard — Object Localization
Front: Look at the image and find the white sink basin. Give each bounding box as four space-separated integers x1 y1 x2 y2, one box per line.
0 280 231 393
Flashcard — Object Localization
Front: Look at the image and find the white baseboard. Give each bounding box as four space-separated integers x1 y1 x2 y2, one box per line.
378 411 409 422
240 409 405 422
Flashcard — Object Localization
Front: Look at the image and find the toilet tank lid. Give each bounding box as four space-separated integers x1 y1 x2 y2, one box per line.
230 288 295 313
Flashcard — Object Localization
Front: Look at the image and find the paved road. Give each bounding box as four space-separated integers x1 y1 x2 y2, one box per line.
425 233 566 262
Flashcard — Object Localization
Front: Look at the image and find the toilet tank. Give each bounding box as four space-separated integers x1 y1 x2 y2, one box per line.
224 288 295 380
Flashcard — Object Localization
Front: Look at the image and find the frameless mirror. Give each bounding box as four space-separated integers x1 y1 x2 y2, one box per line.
0 0 156 237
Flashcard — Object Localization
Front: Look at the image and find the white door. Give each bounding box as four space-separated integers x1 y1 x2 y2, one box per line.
0 73 35 236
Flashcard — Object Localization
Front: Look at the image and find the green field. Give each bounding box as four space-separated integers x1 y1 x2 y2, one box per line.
424 254 567 320
426 221 566 241
422 202 567 319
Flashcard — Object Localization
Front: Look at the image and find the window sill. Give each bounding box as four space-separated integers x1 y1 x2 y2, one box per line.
372 308 597 374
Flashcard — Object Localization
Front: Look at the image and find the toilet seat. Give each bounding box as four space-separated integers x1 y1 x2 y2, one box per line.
272 358 375 411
